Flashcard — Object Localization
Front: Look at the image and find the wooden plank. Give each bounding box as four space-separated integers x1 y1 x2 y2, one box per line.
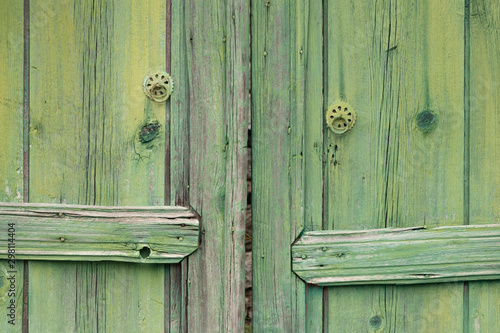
290 0 306 329
293 225 500 285
0 0 24 204
468 281 500 333
251 0 299 331
0 203 199 263
289 0 323 330
166 0 190 330
469 1 500 331
301 0 324 331
183 0 249 331
0 1 25 331
28 1 167 331
251 1 326 330
323 0 465 331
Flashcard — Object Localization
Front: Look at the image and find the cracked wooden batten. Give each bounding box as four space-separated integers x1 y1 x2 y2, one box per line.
0 203 199 263
292 224 500 286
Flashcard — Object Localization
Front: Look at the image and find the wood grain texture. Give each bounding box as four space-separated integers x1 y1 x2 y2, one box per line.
293 225 500 285
28 0 167 331
0 2 25 331
323 0 465 331
469 1 500 331
0 0 24 205
301 0 324 331
289 0 307 330
181 0 249 331
166 1 190 330
0 203 199 263
252 0 303 331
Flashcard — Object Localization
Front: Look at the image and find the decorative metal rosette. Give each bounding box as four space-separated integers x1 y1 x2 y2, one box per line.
143 71 174 102
326 102 357 134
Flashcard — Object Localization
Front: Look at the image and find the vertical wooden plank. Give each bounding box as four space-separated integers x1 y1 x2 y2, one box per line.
468 282 500 333
288 0 330 329
170 0 190 209
324 0 464 331
167 1 190 331
0 3 24 202
302 0 324 331
251 0 323 330
252 0 301 331
28 0 166 331
323 0 386 326
0 2 25 331
221 1 250 329
165 262 187 332
469 1 500 331
99 3 166 330
290 0 307 330
180 0 249 331
28 3 78 329
469 0 500 225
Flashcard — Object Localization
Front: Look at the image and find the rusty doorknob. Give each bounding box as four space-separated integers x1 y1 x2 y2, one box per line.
326 102 357 134
143 71 174 102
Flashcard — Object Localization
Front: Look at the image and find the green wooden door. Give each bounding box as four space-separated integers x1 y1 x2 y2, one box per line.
0 0 249 332
2 0 500 332
252 0 500 332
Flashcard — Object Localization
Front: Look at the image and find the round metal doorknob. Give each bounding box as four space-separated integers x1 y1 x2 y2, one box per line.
143 71 174 102
326 102 356 134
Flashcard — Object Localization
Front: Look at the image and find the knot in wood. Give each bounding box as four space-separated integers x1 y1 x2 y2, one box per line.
416 110 438 133
139 122 160 143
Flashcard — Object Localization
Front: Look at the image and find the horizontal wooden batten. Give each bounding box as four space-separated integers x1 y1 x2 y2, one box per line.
292 225 500 286
0 203 199 263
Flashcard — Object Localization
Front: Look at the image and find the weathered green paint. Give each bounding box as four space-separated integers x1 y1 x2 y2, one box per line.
179 1 250 331
166 0 190 329
0 1 25 331
293 225 500 285
0 0 249 331
324 0 466 330
469 1 500 331
2 0 499 331
17 0 249 331
28 1 168 331
324 0 465 331
302 0 325 331
251 0 500 332
0 203 199 263
0 1 24 204
252 0 303 331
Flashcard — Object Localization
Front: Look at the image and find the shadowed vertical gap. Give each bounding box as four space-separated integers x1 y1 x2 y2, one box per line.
164 0 172 331
22 0 30 332
322 287 329 332
463 0 471 332
164 267 171 333
246 1 253 329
